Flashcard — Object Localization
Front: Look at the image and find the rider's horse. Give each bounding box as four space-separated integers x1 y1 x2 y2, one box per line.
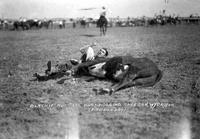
97 16 108 36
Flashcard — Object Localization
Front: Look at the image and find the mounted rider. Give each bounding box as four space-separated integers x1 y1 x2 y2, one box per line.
99 6 108 23
97 6 109 35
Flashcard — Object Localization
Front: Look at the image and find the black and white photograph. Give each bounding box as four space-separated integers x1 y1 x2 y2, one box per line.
0 0 200 139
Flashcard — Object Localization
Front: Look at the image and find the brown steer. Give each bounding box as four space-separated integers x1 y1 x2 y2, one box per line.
88 56 162 95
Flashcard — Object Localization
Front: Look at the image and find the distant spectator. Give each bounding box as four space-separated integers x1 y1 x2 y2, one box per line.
73 21 76 28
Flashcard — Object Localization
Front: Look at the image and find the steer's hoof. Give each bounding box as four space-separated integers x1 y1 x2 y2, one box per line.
101 88 111 94
93 88 112 95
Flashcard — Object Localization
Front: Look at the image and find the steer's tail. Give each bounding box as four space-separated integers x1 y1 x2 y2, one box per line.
155 70 163 84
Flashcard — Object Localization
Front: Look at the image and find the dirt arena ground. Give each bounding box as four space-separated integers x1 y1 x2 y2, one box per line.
0 25 200 139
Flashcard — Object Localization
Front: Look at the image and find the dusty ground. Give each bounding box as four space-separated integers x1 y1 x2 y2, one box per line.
0 25 200 139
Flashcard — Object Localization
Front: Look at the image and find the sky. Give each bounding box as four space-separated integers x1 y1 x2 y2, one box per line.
0 0 200 19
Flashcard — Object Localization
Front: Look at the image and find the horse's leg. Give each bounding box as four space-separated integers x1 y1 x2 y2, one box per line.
100 27 101 36
103 25 106 35
105 25 107 34
103 23 107 35
102 26 105 35
100 27 102 36
104 25 107 35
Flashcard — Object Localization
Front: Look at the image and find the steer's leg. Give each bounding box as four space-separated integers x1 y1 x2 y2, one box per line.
110 74 158 94
132 74 158 87
131 68 161 87
109 77 137 95
100 73 138 95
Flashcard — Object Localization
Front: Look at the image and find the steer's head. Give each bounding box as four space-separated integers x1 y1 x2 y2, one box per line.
113 64 129 81
88 62 106 78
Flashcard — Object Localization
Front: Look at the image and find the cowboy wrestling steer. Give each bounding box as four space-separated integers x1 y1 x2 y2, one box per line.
88 55 162 95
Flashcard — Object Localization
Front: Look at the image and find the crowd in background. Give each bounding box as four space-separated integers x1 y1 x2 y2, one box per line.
0 12 200 31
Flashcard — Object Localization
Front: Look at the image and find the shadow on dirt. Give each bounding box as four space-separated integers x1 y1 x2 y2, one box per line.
80 34 97 37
